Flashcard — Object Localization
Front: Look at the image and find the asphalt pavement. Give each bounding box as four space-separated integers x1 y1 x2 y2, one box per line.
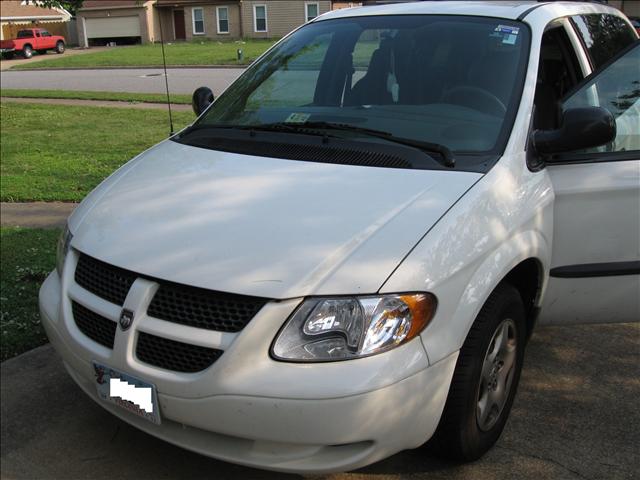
2 322 638 480
0 67 243 95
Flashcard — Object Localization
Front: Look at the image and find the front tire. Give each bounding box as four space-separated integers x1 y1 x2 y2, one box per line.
22 45 33 59
55 41 65 54
432 283 526 461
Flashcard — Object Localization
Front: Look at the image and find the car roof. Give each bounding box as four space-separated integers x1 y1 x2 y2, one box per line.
317 1 618 23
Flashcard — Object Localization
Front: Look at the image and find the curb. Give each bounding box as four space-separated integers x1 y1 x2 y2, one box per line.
1 97 191 109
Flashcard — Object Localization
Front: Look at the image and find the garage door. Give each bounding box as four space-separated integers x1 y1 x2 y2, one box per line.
85 16 141 38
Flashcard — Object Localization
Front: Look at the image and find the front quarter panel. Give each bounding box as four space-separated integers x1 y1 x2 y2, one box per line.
67 141 172 233
381 153 554 364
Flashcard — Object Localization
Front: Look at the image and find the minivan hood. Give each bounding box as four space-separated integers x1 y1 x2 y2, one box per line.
70 140 481 299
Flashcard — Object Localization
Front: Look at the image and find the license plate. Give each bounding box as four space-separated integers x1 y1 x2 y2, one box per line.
92 362 161 425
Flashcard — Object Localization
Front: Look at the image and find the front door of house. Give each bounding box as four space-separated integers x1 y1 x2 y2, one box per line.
174 10 186 40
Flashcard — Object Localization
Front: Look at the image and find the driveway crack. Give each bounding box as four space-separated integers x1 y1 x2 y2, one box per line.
496 445 592 480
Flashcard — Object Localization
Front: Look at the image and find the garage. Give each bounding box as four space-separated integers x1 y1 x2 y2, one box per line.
84 16 141 46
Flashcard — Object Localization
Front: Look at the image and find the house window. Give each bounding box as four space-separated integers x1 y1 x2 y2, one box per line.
305 2 319 22
192 7 205 35
217 6 229 34
254 4 267 33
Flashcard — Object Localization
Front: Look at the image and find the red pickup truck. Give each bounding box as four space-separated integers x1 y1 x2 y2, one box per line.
0 28 65 59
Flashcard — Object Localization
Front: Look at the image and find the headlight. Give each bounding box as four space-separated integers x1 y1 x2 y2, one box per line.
271 293 437 362
56 224 72 277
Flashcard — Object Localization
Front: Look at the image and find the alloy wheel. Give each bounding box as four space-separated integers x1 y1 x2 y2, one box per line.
476 318 517 431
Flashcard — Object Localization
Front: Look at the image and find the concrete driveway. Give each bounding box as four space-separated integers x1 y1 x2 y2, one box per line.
1 323 638 480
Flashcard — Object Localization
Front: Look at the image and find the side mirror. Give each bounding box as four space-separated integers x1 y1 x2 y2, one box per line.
192 87 214 116
531 107 616 157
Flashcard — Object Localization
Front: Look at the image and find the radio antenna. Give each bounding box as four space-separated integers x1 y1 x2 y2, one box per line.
158 11 174 136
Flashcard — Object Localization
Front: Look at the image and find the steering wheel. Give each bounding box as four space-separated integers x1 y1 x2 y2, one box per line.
442 86 507 117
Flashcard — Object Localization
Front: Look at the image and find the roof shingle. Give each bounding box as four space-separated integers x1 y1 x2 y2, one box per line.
80 1 142 9
0 0 67 19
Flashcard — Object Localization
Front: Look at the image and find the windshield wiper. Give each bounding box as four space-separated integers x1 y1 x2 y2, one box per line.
184 122 319 135
183 121 455 167
253 121 456 168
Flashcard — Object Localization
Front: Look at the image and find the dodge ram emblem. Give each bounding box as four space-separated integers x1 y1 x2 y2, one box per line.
119 309 134 331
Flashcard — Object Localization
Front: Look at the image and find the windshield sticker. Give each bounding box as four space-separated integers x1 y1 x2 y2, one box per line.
285 113 311 124
494 25 520 35
491 24 520 45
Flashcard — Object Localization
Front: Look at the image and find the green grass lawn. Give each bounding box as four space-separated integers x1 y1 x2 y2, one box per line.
1 227 59 361
0 102 194 202
0 89 191 105
10 39 276 70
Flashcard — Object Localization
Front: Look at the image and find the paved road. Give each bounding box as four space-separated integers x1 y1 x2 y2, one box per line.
0 67 243 95
2 323 638 480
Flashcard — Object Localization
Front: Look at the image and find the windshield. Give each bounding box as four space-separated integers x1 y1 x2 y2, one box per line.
186 15 530 168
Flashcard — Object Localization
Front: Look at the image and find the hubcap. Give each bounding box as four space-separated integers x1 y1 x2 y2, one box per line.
476 318 517 432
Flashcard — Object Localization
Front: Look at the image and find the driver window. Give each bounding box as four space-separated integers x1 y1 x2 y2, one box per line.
563 44 640 154
533 25 583 131
346 30 401 105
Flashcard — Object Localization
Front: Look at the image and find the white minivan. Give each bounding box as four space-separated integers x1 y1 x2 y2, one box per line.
40 1 639 474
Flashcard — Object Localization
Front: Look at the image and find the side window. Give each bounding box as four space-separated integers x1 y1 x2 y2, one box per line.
563 43 639 154
349 30 392 89
533 25 583 130
245 33 333 109
41 31 52 37
571 14 636 70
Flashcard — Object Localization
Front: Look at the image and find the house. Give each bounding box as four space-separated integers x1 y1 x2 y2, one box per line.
156 1 332 41
609 0 640 17
331 2 362 9
76 0 332 47
76 1 156 47
0 0 71 41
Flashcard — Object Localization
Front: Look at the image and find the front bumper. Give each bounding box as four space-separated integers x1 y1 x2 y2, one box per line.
40 264 457 474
